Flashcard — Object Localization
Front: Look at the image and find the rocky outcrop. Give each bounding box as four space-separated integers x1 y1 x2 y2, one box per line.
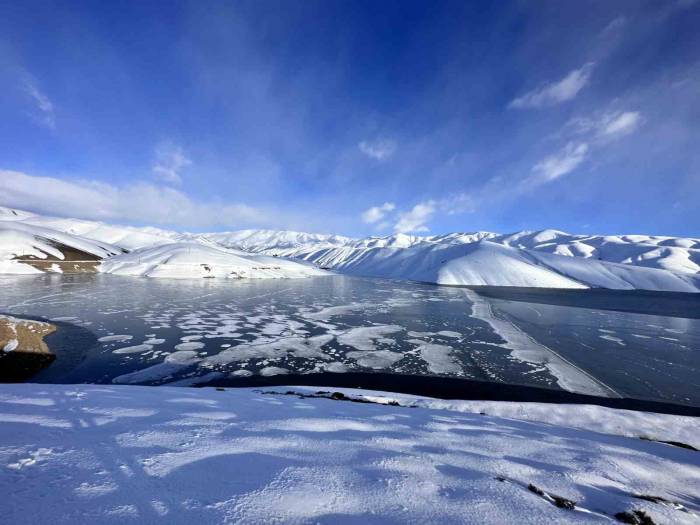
0 316 57 381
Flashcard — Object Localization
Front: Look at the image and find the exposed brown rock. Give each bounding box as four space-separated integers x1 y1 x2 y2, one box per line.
0 316 57 381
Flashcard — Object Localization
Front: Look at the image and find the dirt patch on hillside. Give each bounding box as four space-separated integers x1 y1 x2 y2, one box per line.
12 239 119 273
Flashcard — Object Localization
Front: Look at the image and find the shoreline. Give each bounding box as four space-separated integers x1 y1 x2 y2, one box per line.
198 371 700 417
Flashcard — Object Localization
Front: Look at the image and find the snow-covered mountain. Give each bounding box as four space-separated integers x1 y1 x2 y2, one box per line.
0 219 125 274
1 205 699 291
210 227 700 292
0 206 180 250
291 239 699 291
198 229 352 253
0 207 326 280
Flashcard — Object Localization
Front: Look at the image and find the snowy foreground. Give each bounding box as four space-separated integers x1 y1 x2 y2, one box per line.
1 384 698 524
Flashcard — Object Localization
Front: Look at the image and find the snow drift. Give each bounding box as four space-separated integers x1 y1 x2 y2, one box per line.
0 383 698 524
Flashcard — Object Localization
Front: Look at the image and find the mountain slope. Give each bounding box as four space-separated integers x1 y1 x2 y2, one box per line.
0 220 125 274
0 208 328 279
0 206 179 250
210 228 700 292
284 239 700 292
100 242 327 280
199 229 352 253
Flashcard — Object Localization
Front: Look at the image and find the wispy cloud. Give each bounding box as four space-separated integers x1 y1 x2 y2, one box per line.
531 142 589 183
152 143 192 184
23 78 55 129
394 201 435 233
527 109 643 185
598 111 642 138
361 202 395 224
509 63 595 109
568 109 644 141
600 16 627 36
375 105 643 235
0 169 267 229
358 139 397 160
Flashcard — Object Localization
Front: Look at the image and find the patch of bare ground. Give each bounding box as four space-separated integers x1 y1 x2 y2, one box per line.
0 316 57 381
11 238 120 273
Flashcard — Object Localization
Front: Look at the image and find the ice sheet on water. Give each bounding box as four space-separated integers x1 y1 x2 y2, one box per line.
113 351 200 384
113 344 153 355
346 350 403 369
337 325 403 352
303 303 372 321
259 366 290 376
463 289 617 397
406 341 462 375
174 342 205 351
98 335 133 343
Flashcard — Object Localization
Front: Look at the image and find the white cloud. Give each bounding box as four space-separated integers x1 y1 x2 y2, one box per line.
441 193 476 215
509 63 595 109
0 169 266 228
567 110 643 141
598 111 642 138
601 16 626 36
394 201 435 233
23 79 55 129
531 142 589 183
358 139 397 160
361 202 395 224
152 143 192 184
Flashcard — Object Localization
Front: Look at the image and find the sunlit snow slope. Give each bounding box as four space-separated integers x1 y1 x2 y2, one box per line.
0 219 124 274
0 206 179 250
0 384 698 525
213 229 700 292
100 242 327 279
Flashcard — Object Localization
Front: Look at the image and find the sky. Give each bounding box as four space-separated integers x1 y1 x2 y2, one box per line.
1 0 699 237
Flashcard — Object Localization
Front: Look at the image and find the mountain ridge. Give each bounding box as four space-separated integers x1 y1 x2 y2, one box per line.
1 205 698 291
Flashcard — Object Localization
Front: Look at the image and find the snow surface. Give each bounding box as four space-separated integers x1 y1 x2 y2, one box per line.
0 383 698 524
99 242 328 280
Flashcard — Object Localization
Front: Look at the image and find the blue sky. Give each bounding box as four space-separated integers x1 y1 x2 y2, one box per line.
1 0 698 237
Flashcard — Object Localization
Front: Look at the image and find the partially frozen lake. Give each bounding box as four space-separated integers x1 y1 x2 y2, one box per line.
1 274 698 406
